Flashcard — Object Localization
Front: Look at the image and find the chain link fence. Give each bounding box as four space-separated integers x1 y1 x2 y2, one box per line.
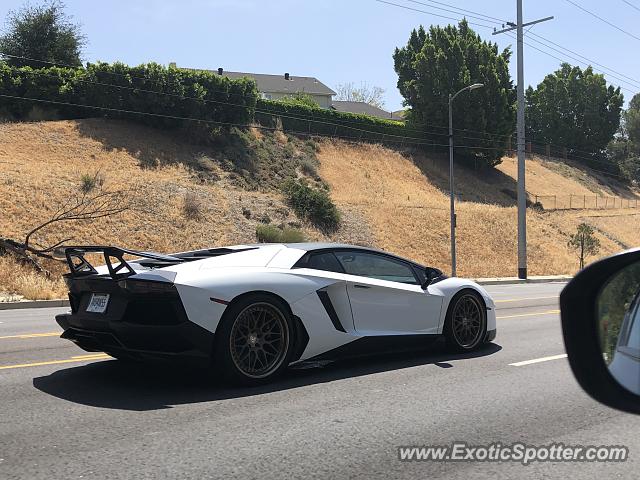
533 194 640 211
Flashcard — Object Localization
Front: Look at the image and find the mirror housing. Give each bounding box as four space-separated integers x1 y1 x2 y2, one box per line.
421 267 444 289
560 248 640 414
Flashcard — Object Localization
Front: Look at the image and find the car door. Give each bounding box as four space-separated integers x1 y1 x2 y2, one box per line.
334 250 443 335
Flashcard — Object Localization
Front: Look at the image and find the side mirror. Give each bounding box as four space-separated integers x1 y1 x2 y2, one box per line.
560 248 640 414
421 267 444 289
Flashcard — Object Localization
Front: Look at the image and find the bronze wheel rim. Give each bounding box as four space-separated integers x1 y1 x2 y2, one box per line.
229 303 289 378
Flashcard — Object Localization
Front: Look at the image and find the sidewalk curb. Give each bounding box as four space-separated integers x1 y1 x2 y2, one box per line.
475 276 572 286
0 299 69 311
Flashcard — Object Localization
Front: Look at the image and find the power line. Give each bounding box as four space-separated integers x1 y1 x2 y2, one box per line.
408 0 507 23
380 0 639 92
504 31 637 94
527 31 640 88
564 0 640 42
405 0 503 25
621 0 640 13
373 0 496 29
523 33 640 91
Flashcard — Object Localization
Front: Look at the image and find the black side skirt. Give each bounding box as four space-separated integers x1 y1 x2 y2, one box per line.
302 333 441 364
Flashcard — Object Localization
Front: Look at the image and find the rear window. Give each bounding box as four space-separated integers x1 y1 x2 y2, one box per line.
294 252 344 273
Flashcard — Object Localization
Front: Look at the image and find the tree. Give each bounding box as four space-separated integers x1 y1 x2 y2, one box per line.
567 223 601 270
334 82 386 109
393 20 516 167
276 92 320 108
526 64 623 161
0 1 85 68
608 92 640 183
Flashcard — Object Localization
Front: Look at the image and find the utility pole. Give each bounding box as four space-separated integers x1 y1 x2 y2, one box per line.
493 2 552 279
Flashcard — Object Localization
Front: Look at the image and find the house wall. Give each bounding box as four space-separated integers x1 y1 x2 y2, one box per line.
261 92 332 109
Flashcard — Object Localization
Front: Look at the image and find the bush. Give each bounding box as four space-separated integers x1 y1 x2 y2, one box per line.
79 171 103 193
182 192 202 220
282 179 340 232
256 224 305 243
299 157 319 178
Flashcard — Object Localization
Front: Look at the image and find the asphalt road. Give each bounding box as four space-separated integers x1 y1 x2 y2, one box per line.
1 282 639 479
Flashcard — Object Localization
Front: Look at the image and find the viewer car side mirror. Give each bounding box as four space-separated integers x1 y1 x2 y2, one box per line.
422 267 444 289
560 248 640 414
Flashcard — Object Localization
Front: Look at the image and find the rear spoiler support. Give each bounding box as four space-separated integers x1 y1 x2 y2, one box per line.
60 246 183 279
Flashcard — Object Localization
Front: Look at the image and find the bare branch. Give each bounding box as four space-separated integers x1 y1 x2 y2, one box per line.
24 188 131 248
1 184 133 276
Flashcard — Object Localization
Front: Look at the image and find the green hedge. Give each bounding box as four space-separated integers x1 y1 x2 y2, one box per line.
256 98 413 143
0 61 419 144
0 62 258 128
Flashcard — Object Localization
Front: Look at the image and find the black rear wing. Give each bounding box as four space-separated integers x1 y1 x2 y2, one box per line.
59 246 183 279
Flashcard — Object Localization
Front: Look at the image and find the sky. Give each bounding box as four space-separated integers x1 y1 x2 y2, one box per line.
0 0 638 111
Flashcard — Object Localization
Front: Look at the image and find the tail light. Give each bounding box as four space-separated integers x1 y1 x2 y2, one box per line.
117 279 177 295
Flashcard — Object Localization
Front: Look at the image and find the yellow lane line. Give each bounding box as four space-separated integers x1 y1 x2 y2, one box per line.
497 309 560 319
495 296 558 303
0 332 61 340
0 354 110 370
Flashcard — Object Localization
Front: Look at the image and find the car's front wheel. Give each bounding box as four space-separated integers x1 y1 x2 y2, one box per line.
214 294 294 385
444 290 487 352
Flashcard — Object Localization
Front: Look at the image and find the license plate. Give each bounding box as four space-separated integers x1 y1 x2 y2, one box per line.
86 293 110 313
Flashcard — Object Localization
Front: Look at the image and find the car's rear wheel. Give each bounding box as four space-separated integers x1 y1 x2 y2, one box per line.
444 290 487 352
214 294 294 386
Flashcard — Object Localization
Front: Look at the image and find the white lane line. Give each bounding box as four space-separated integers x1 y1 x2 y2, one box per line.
509 354 568 367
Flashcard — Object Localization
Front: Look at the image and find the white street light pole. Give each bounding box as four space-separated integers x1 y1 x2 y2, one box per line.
448 83 484 277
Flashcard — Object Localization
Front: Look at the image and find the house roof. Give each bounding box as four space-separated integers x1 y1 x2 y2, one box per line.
193 68 336 96
331 101 403 121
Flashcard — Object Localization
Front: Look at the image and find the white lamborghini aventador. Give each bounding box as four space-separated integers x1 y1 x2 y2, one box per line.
55 243 496 385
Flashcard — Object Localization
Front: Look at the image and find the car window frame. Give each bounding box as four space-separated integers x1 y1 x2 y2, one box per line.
332 249 421 285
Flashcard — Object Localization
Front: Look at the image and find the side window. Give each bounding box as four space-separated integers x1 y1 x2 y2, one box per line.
295 252 343 273
334 251 418 284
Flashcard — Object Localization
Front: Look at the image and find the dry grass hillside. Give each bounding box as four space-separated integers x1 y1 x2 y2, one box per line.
317 142 640 278
1 118 639 299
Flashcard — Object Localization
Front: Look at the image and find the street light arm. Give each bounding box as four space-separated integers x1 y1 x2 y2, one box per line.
450 83 484 103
